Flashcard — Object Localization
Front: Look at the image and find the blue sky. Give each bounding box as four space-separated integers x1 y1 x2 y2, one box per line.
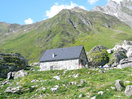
0 0 111 25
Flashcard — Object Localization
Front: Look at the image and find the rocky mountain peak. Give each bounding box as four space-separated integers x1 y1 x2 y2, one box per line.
93 0 132 27
71 7 86 12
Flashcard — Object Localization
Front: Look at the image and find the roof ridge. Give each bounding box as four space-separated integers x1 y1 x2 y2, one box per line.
48 45 84 50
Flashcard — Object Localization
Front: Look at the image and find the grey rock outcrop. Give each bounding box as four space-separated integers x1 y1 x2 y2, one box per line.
125 85 132 97
115 80 124 91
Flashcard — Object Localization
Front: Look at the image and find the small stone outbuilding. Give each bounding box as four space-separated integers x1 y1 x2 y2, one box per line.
39 46 88 71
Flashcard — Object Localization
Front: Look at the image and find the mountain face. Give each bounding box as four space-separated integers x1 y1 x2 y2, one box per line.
93 0 132 27
0 7 132 62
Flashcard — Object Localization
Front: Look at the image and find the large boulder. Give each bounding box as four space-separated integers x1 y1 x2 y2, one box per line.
87 45 109 67
0 53 28 78
115 80 124 91
125 85 132 97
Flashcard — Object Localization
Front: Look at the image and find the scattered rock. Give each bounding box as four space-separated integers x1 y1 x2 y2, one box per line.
124 81 131 85
5 86 34 93
91 96 96 99
98 69 105 73
73 73 80 78
31 79 39 83
111 86 115 90
69 81 77 85
125 85 132 97
41 87 46 92
103 64 109 68
78 80 87 87
30 68 35 71
53 76 60 80
115 80 124 91
79 94 83 98
36 87 46 92
62 70 67 75
128 74 132 76
31 85 38 89
30 62 39 66
2 80 10 85
51 85 60 93
98 91 103 95
5 86 22 93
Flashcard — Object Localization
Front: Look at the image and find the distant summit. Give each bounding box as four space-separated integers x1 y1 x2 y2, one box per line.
93 0 132 27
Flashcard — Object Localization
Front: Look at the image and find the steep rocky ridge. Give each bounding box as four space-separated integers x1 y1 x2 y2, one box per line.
93 0 132 27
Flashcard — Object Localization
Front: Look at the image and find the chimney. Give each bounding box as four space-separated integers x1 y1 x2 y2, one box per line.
52 53 55 58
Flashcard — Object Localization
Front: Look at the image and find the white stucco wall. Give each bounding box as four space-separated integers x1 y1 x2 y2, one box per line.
40 59 83 71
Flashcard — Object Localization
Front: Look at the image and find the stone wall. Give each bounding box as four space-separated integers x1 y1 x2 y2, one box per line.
40 59 82 71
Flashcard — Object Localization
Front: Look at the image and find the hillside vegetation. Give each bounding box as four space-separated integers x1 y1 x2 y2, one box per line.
0 8 132 62
0 67 132 99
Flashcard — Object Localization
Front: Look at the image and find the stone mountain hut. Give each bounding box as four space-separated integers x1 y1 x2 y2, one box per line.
39 46 88 71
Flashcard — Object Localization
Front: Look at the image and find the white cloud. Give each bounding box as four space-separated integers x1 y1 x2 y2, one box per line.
46 2 86 18
88 0 99 5
24 18 33 24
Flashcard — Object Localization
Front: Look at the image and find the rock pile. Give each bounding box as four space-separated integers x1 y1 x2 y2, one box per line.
111 40 132 68
88 40 132 68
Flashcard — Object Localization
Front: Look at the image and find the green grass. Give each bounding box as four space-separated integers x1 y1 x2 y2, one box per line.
0 67 132 99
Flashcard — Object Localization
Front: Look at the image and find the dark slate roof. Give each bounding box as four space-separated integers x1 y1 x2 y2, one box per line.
39 46 84 62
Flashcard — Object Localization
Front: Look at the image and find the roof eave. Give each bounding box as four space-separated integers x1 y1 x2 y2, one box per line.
39 57 80 63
